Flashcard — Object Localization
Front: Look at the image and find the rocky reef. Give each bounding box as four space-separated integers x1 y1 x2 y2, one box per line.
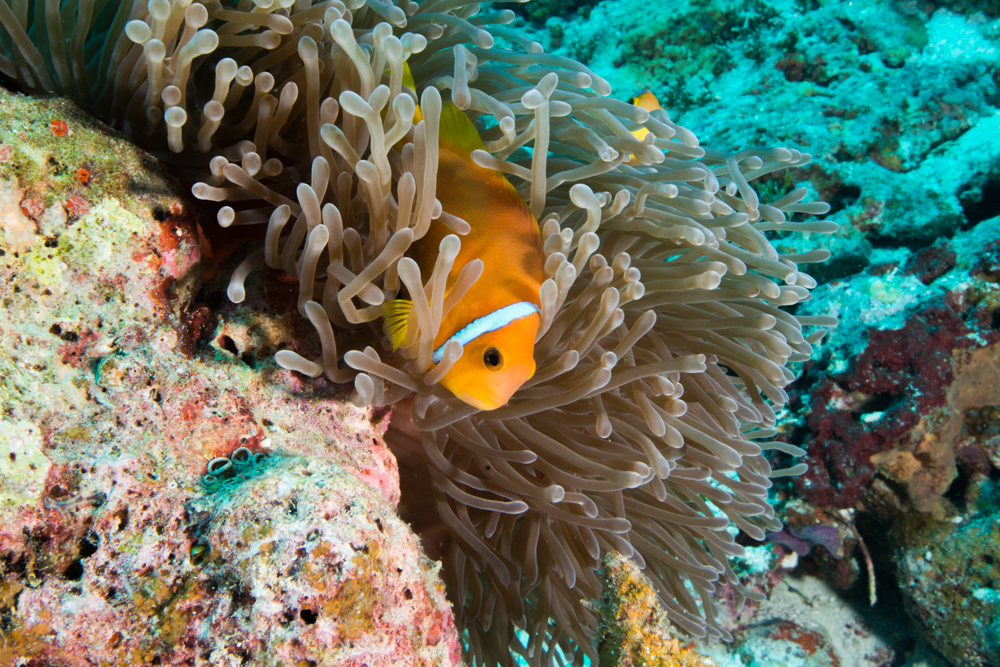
0 89 459 666
522 0 1000 664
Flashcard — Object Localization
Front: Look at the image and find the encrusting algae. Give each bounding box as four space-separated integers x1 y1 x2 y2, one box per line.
0 0 837 663
598 552 717 667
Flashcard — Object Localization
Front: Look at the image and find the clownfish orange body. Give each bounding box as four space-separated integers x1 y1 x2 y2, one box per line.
384 101 545 411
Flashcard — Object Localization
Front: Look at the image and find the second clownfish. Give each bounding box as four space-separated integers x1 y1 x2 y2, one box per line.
382 81 545 412
629 88 663 141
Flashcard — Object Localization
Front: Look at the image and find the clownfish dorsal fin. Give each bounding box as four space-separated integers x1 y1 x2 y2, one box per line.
402 63 481 153
382 298 413 351
403 61 417 94
438 101 532 218
629 87 652 102
438 101 485 154
402 61 424 125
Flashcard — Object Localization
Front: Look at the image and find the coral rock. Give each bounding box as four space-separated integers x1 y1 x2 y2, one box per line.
0 91 459 666
597 552 716 667
897 512 1000 667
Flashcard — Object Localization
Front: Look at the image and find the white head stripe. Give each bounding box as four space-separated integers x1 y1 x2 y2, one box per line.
433 302 540 364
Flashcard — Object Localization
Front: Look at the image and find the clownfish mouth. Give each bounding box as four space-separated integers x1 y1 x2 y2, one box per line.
452 372 520 411
453 358 536 411
455 389 506 412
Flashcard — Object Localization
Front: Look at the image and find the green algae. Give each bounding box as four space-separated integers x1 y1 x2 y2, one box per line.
0 419 51 510
0 89 175 214
619 0 780 110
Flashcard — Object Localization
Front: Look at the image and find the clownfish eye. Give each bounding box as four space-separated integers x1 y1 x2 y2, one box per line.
483 347 503 370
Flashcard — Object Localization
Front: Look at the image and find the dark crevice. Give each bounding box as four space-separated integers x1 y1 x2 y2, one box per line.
809 254 870 284
852 392 896 416
826 184 861 216
79 532 99 558
63 559 84 581
64 531 99 581
786 424 811 447
868 230 942 250
960 175 1000 229
195 284 225 312
943 463 972 512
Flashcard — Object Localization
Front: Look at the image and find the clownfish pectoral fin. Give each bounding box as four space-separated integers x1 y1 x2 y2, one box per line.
382 298 413 351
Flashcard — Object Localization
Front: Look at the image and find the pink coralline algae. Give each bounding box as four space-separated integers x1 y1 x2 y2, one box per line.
786 300 1000 510
973 239 1000 281
0 91 459 666
902 244 957 286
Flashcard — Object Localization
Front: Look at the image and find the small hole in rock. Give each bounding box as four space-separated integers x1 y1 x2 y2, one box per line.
64 559 84 580
218 335 239 356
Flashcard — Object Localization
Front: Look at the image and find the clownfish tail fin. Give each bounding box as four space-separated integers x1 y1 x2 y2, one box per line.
382 299 413 351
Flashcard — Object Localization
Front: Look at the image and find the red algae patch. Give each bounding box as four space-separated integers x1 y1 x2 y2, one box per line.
48 118 68 136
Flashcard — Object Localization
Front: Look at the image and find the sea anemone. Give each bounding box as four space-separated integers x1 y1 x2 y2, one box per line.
0 0 837 664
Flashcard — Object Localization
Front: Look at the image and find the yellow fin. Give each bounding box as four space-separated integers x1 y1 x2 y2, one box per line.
402 61 423 125
382 299 413 351
403 61 416 93
439 101 485 154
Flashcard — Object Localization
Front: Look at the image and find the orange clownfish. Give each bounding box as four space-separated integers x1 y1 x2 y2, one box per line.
629 88 663 142
383 100 545 411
